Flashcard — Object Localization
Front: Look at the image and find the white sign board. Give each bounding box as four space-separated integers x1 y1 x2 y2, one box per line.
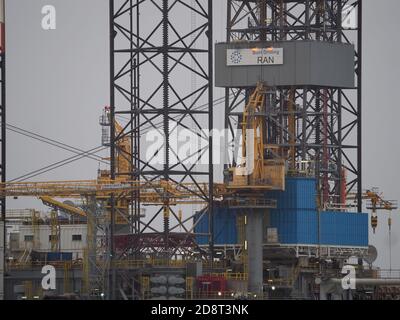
227 48 283 66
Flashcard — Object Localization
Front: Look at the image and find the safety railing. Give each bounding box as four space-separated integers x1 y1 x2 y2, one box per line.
8 258 234 271
205 272 249 281
7 260 81 270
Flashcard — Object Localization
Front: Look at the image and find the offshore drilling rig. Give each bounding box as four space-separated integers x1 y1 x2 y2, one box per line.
1 0 400 300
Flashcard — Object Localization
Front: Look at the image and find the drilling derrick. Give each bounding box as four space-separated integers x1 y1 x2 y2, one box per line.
221 0 362 210
215 0 362 297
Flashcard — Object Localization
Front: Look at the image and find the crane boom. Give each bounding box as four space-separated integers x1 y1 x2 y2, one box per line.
225 82 286 191
39 196 86 217
0 179 209 205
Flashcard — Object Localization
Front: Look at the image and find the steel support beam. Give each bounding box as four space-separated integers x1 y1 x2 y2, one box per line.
0 0 6 301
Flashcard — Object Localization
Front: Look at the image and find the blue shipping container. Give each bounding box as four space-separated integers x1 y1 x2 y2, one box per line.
268 177 317 210
320 211 368 247
270 209 318 244
270 209 368 247
194 176 368 248
194 208 368 247
194 207 237 245
268 177 318 245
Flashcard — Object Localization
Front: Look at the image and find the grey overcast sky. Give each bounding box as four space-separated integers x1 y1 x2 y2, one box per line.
5 0 400 271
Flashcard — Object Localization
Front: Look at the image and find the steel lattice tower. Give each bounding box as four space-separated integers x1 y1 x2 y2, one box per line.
0 0 5 264
109 0 213 264
224 0 362 210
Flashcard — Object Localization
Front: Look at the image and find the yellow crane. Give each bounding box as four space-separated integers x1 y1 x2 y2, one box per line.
2 111 210 221
226 82 286 191
2 109 214 296
348 189 398 233
0 179 209 206
98 109 134 223
39 196 86 217
364 189 397 233
1 178 210 296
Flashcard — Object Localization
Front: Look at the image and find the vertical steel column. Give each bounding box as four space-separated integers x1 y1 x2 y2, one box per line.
129 0 134 236
162 0 170 254
224 0 232 171
246 210 263 296
0 0 6 287
336 0 343 203
109 0 116 300
357 0 362 212
208 0 214 262
134 0 141 239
